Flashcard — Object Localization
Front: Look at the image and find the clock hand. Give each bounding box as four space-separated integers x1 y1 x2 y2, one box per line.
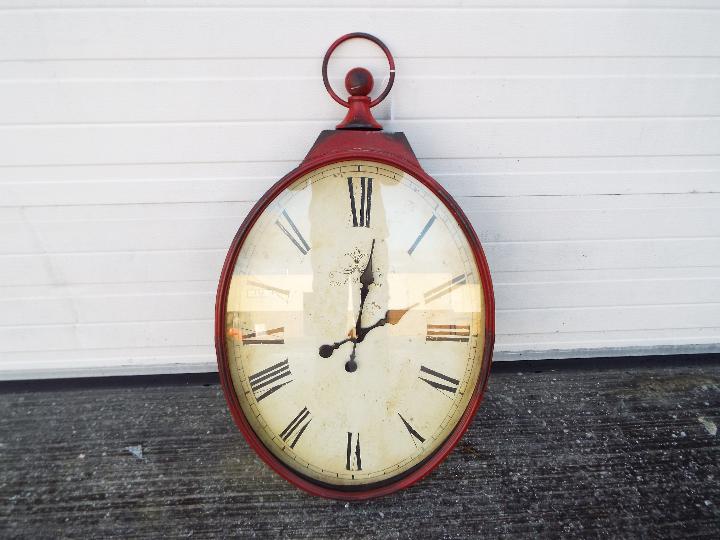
354 303 419 343
318 334 353 358
345 239 375 373
318 302 419 360
346 304 417 372
317 240 418 370
317 240 375 363
345 341 359 373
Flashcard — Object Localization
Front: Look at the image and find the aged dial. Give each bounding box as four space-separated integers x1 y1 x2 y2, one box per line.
221 159 488 491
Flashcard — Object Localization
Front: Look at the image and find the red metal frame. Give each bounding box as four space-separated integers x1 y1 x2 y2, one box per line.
215 129 495 500
321 32 396 109
322 33 395 131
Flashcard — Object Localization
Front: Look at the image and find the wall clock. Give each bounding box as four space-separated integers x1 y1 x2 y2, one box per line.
215 33 495 500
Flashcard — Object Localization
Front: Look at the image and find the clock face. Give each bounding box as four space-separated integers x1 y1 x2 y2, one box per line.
220 159 490 493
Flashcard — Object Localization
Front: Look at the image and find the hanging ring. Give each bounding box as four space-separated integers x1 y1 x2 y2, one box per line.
322 32 396 109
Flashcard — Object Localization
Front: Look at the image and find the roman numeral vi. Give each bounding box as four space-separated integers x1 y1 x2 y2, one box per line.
346 432 362 471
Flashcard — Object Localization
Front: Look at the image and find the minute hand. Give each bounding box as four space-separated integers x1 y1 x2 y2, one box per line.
356 240 375 332
344 239 376 372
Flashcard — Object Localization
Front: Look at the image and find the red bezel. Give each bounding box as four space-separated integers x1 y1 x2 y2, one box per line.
214 133 495 501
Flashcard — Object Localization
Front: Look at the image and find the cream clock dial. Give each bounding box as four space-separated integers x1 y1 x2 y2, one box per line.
223 160 487 489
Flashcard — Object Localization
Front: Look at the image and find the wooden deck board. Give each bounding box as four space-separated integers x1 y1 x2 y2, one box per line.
1 357 719 538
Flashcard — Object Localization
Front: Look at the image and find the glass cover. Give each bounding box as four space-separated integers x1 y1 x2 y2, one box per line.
224 160 486 487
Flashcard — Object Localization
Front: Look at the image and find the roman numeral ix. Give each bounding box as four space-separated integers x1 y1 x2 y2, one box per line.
241 326 284 345
348 177 373 227
279 407 312 449
419 365 460 396
426 324 471 343
248 359 292 402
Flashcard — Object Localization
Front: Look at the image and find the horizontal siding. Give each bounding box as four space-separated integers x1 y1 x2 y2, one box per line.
2 156 719 198
2 307 719 353
5 2 720 7
2 9 720 59
2 238 720 286
4 277 720 326
2 76 720 124
2 119 720 166
4 57 720 81
3 195 720 254
0 2 719 378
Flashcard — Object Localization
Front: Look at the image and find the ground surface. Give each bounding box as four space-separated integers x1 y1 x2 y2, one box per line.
1 356 719 539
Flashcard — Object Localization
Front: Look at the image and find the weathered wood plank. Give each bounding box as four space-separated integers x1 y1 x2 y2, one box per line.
1 357 719 538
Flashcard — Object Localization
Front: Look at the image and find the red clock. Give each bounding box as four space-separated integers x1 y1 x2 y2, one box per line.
215 33 494 500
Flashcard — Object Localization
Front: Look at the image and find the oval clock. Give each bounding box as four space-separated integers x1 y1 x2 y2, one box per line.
215 33 495 500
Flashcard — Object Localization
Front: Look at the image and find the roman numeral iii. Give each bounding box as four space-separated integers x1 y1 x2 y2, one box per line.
275 209 310 255
346 432 362 471
280 407 312 449
347 177 373 227
248 359 292 402
419 365 460 395
426 324 470 343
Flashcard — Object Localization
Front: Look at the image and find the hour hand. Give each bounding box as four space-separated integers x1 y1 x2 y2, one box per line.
355 302 419 342
318 332 353 358
385 304 418 325
381 302 420 327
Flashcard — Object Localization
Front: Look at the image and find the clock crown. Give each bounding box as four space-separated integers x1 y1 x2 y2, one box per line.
322 33 395 132
335 67 383 131
346 67 374 97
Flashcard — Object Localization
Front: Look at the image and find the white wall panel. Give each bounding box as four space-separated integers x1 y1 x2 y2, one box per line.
3 118 720 166
3 76 720 124
2 9 719 59
0 1 718 379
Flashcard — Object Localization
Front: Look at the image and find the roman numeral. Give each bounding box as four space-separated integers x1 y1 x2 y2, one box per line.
398 413 426 446
426 324 471 343
424 274 467 304
279 407 312 449
241 326 284 345
275 209 310 255
248 359 292 402
346 432 362 471
347 177 373 227
419 365 460 395
407 214 436 255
